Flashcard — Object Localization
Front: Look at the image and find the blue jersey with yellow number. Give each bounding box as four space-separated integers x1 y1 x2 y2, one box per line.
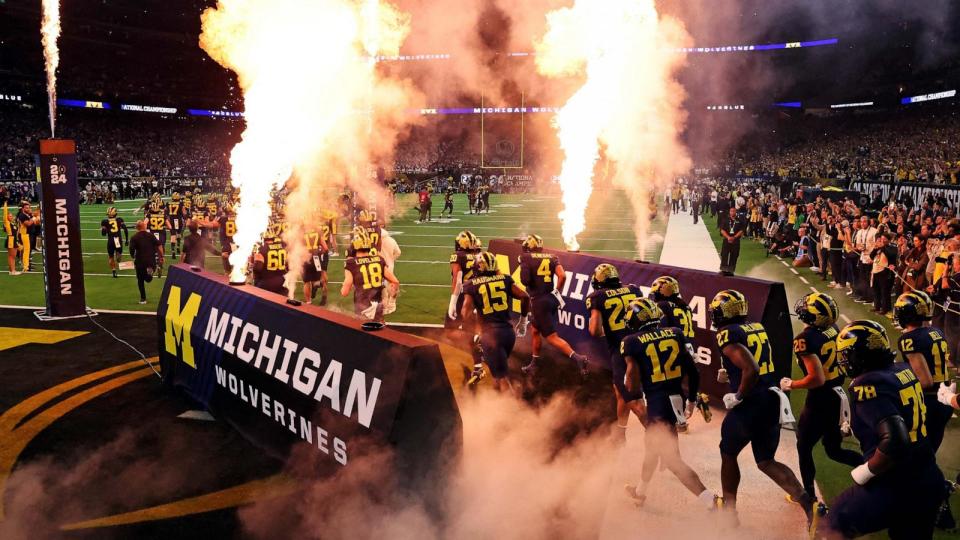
463 274 516 329
518 252 558 297
715 321 777 396
620 326 697 396
898 327 951 388
794 325 844 389
586 284 643 350
657 299 695 339
848 363 932 462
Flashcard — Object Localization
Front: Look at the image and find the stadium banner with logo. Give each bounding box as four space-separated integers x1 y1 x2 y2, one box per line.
850 179 960 210
488 240 792 398
158 265 461 479
38 139 86 317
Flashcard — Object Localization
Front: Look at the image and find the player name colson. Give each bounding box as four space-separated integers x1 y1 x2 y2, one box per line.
202 307 381 429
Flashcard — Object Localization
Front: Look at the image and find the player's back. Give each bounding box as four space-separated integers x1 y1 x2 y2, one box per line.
716 321 777 395
658 299 695 339
587 284 643 349
622 326 691 396
464 274 514 329
346 254 386 307
519 252 558 297
794 324 844 389
849 363 934 467
450 250 479 282
257 236 287 291
899 326 950 385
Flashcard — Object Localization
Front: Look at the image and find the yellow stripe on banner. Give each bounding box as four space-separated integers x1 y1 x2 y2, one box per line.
0 364 157 521
61 475 297 530
0 327 89 352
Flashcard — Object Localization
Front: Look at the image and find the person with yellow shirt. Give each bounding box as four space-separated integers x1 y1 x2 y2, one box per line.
3 201 20 275
16 202 36 272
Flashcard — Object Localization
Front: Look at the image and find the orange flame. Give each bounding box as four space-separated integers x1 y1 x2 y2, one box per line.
536 0 691 254
41 0 61 137
200 0 414 283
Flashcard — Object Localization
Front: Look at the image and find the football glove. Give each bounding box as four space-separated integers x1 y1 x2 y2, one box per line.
722 393 742 410
448 293 459 320
551 289 566 309
937 382 957 407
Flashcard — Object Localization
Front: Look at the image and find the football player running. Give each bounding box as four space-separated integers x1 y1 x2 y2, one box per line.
824 320 946 539
166 192 185 260
620 298 720 510
517 234 587 375
101 206 129 278
461 251 530 392
894 291 953 451
301 215 329 304
709 290 825 532
447 230 483 325
782 292 863 502
587 263 645 437
341 228 399 323
252 223 288 296
145 194 167 278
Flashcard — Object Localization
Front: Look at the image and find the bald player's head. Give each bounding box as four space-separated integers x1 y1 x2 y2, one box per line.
136 219 147 231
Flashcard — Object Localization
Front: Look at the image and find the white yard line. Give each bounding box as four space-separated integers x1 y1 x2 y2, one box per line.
799 276 809 284
789 268 799 275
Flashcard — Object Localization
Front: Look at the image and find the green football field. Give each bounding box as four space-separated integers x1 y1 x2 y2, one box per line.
0 190 668 322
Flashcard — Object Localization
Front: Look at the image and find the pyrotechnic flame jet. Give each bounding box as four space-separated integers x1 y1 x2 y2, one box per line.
41 0 61 137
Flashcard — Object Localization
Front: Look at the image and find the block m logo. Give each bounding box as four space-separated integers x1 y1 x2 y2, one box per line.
165 286 202 368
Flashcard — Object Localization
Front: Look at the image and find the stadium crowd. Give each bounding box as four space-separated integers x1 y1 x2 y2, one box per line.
709 107 960 184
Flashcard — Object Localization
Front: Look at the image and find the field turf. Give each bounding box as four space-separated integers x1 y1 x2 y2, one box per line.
0 190 668 324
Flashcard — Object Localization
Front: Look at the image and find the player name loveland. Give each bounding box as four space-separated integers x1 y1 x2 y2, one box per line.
203 307 382 428
54 198 73 295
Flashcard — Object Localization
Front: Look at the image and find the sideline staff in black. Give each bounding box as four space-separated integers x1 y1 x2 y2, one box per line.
129 219 163 304
720 206 745 276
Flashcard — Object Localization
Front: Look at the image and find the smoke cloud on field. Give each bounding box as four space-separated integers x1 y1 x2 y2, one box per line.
238 391 619 539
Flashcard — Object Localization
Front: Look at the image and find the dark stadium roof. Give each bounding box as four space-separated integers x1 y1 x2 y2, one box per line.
1 0 958 109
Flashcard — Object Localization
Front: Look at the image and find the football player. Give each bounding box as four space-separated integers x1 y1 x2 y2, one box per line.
189 195 208 238
587 263 644 435
316 208 339 305
357 210 382 253
182 190 194 221
101 207 129 278
461 251 530 392
620 298 720 510
709 290 824 531
825 320 946 539
16 202 35 271
166 192 185 260
781 292 863 501
441 187 455 218
650 276 695 339
252 223 288 296
218 201 237 273
145 194 167 277
447 230 483 323
301 217 329 303
517 234 587 375
341 228 399 322
894 291 952 451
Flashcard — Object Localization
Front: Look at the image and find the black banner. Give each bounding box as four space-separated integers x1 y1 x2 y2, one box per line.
158 265 461 479
488 240 793 398
38 139 86 317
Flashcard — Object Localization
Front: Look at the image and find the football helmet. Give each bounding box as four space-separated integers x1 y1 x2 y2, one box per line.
474 251 499 275
894 291 934 326
795 291 839 329
521 234 544 252
709 290 749 327
625 298 663 331
650 276 680 300
591 263 621 289
836 320 895 378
